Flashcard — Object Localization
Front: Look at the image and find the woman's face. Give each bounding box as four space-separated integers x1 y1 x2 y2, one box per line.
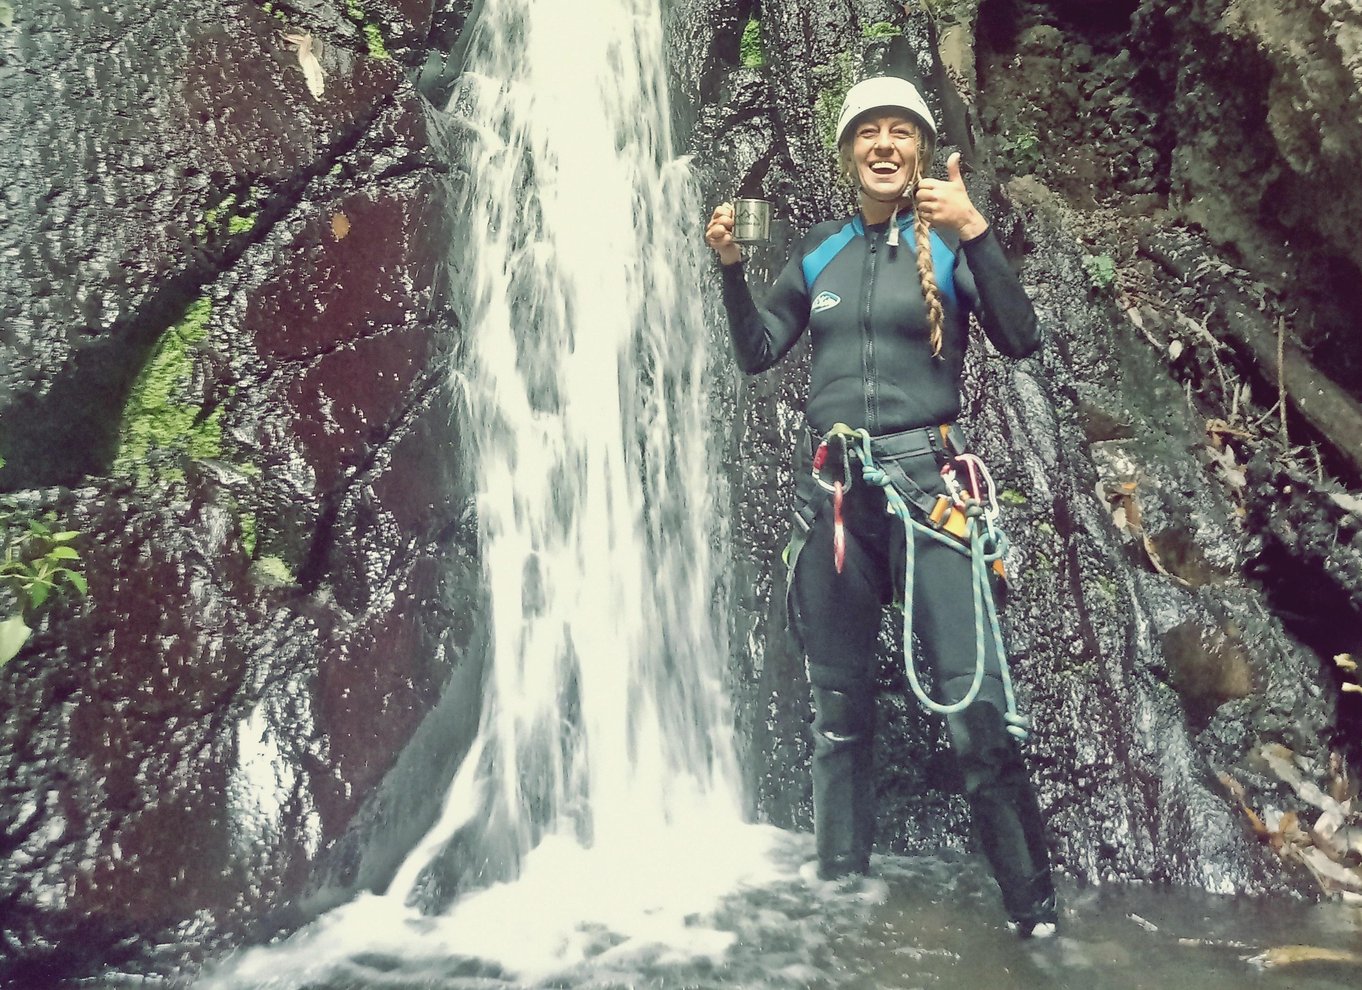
848 113 920 201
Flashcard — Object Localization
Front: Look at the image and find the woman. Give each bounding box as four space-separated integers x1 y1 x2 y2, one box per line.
705 76 1057 937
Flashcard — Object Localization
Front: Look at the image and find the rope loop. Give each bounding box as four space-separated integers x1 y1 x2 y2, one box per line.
840 430 1030 739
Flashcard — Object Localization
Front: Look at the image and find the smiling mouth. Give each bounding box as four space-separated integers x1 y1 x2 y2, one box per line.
868 162 900 176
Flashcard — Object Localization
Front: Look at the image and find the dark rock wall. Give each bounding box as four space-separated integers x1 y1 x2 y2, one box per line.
975 0 1362 398
1 0 480 982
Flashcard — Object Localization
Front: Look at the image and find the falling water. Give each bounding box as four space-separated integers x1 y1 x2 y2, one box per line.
201 0 781 984
389 0 750 902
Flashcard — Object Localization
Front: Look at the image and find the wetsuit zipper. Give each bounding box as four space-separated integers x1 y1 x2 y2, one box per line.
862 226 882 434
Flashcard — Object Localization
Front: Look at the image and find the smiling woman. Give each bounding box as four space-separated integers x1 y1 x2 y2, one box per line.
848 114 923 207
704 75 1055 938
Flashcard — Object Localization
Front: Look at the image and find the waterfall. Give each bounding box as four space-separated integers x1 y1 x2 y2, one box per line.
390 0 746 901
201 0 780 984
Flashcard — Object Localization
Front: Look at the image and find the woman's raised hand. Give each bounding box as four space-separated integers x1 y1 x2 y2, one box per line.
915 153 989 241
705 203 743 266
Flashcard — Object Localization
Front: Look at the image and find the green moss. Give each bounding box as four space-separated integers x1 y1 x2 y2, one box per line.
202 195 234 230
240 510 258 557
814 51 858 155
195 191 258 239
999 488 1027 506
1084 253 1118 292
346 0 390 59
251 555 296 587
740 16 765 68
114 297 223 487
863 21 901 38
363 23 389 59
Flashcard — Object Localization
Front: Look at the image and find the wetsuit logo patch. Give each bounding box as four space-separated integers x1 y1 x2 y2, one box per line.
811 291 841 314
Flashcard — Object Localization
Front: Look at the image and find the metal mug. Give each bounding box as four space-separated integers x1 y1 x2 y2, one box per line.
732 198 772 244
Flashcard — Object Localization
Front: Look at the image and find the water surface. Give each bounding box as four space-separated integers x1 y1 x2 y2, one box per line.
194 828 1359 990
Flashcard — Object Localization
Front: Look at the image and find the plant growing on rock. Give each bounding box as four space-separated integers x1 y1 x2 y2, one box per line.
1084 252 1118 293
114 296 224 488
996 127 1042 175
740 15 765 68
0 463 87 668
345 0 390 60
863 21 902 39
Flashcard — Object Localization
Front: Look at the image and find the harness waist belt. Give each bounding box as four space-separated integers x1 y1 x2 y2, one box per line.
806 423 958 460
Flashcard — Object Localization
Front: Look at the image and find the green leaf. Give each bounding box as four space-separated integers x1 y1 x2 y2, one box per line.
64 572 89 596
47 546 80 561
51 531 80 542
0 613 30 667
28 583 49 609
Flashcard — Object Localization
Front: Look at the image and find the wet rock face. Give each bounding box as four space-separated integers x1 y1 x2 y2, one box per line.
678 0 1343 894
0 0 476 982
974 0 1362 395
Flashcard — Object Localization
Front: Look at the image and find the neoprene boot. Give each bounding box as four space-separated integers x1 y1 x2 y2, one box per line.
947 701 1058 937
810 683 876 879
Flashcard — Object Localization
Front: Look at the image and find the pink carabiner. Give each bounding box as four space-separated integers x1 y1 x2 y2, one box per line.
833 480 846 574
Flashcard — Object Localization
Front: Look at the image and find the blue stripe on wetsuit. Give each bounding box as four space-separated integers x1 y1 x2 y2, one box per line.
800 215 959 309
928 226 958 309
801 221 858 290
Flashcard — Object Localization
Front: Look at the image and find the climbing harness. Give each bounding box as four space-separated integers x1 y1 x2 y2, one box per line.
810 423 1031 740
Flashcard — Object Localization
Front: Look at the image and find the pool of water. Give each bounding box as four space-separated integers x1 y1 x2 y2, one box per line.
185 828 1360 990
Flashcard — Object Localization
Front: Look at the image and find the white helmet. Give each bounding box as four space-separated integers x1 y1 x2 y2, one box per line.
835 76 937 152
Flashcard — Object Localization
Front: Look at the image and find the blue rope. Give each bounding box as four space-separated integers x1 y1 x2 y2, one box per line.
854 432 1030 740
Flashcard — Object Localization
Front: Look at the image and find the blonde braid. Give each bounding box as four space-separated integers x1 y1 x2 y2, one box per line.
912 157 946 358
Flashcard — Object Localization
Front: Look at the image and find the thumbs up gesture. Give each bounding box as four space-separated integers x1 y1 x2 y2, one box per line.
915 152 989 241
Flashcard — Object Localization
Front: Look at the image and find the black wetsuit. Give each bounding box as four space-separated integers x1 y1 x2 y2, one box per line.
721 213 1039 434
719 212 1056 929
